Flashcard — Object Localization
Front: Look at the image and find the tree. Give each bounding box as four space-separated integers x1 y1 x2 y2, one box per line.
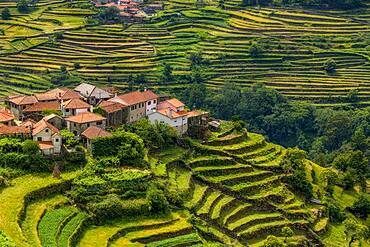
1 7 11 20
161 63 174 83
263 235 285 247
98 6 120 23
351 126 367 151
22 140 40 155
347 89 359 103
324 59 336 74
349 195 370 219
146 187 169 213
249 42 263 58
17 0 30 13
281 227 293 243
344 218 368 247
219 0 225 8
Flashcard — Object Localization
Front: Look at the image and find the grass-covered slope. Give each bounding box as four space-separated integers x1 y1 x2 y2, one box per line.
0 0 369 105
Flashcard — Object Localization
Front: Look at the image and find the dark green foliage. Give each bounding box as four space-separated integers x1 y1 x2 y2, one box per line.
249 42 263 58
60 129 79 149
324 59 336 74
121 119 178 151
92 130 146 167
263 235 285 247
325 199 346 223
160 63 174 83
97 6 121 24
1 7 10 20
17 0 30 13
282 148 313 198
22 140 40 155
349 195 370 219
146 187 169 213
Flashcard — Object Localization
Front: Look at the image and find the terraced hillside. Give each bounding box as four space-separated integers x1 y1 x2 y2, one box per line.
179 129 323 246
0 0 369 105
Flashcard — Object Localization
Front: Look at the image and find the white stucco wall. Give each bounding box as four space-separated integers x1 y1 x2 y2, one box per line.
148 112 188 134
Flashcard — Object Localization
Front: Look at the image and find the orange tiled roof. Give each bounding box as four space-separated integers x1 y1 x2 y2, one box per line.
62 98 91 109
166 98 185 108
116 90 158 106
0 107 15 123
157 109 188 119
32 119 59 136
7 95 38 106
34 92 59 102
23 101 60 113
99 101 126 113
81 126 112 140
47 88 81 101
20 118 36 129
38 141 54 150
65 112 106 124
0 124 30 135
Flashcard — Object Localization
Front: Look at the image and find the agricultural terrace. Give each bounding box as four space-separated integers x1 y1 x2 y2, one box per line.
0 0 369 106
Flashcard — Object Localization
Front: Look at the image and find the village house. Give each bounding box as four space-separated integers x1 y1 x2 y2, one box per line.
148 98 189 135
65 112 107 136
0 124 31 138
0 107 15 126
108 89 158 123
187 110 209 127
81 126 112 149
20 118 36 130
32 119 62 155
74 83 113 106
23 101 61 121
98 100 128 127
61 98 92 117
5 95 38 119
42 114 64 130
47 88 82 102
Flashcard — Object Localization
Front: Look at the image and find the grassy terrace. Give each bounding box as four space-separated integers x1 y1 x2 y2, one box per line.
179 129 320 245
0 0 368 105
0 171 79 246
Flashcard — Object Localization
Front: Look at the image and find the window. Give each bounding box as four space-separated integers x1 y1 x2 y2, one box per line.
37 137 42 141
148 101 151 105
97 121 102 126
55 138 59 142
154 100 156 103
45 129 49 133
87 123 90 127
66 109 70 113
74 123 77 127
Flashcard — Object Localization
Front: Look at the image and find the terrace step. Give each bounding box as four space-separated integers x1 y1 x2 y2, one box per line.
229 175 282 196
206 170 274 186
194 163 254 176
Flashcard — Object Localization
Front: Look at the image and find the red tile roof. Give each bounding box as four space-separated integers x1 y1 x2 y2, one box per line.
62 98 91 109
47 88 81 101
158 98 185 111
34 92 59 102
187 110 208 118
0 108 15 123
0 124 30 135
81 126 112 140
32 119 59 136
38 141 54 150
156 109 188 119
20 118 36 129
65 112 106 124
23 101 60 113
116 90 158 106
7 95 38 105
99 100 126 113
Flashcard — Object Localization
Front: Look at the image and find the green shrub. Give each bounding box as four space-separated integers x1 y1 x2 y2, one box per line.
22 140 40 155
0 230 17 247
349 195 370 219
146 187 169 214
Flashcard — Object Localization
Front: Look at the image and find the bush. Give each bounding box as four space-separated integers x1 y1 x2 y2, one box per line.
349 195 370 219
0 231 17 247
92 131 146 167
22 140 40 155
324 59 336 74
17 0 30 13
325 200 346 223
249 42 263 58
146 187 169 214
1 8 10 20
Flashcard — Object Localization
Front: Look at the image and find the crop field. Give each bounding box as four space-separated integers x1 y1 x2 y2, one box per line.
0 0 369 106
173 124 331 246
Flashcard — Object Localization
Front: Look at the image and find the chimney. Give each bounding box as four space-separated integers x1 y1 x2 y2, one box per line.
167 108 173 118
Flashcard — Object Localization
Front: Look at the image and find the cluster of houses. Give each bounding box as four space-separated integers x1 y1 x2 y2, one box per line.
0 83 208 155
93 0 164 21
